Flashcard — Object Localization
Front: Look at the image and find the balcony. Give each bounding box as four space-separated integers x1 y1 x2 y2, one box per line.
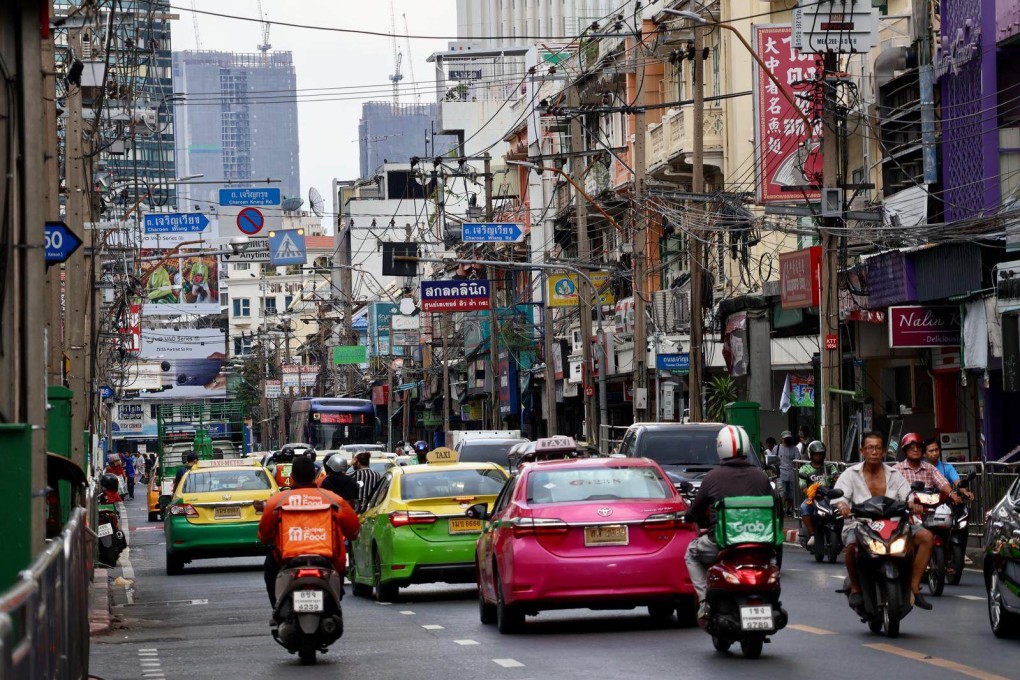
648 106 726 180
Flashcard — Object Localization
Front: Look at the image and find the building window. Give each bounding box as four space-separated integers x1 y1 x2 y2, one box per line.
285 264 302 275
284 295 293 311
264 296 277 316
232 262 250 272
233 337 252 356
232 298 250 317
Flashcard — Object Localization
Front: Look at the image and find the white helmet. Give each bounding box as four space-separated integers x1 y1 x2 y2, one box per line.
716 425 753 462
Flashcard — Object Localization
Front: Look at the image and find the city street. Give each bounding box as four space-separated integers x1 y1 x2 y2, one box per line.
89 499 1017 680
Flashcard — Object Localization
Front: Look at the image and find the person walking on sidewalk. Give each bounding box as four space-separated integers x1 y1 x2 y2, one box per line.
123 452 136 500
776 430 800 515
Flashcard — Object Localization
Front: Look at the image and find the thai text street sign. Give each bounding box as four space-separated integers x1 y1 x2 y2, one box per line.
420 280 491 312
888 305 961 348
143 212 210 233
779 246 821 309
656 353 690 373
461 222 525 243
265 380 281 399
219 187 281 206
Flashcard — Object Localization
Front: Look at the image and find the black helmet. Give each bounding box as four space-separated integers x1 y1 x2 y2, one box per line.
414 440 428 453
100 473 120 493
807 440 826 457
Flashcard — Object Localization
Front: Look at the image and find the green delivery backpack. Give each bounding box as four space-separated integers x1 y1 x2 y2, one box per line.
714 495 783 547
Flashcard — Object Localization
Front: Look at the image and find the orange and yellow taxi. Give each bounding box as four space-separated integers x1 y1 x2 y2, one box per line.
164 457 279 575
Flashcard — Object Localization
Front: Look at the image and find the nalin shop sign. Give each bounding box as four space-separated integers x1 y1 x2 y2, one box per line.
888 305 961 348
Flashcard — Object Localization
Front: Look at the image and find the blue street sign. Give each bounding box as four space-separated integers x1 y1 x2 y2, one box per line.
219 187 281 206
236 207 265 235
462 222 525 243
98 385 114 400
656 353 690 372
143 212 210 233
268 229 306 265
44 221 83 265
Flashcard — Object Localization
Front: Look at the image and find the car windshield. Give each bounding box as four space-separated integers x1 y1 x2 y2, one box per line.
637 429 723 467
459 439 527 465
369 460 394 475
526 465 673 504
400 469 506 500
182 469 271 493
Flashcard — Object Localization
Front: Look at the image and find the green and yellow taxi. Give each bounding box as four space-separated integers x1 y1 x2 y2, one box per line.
349 448 508 601
164 457 279 575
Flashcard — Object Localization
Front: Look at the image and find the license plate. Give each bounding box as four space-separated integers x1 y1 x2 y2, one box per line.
293 590 324 612
448 518 482 534
97 523 113 538
213 506 242 520
740 605 774 631
584 524 628 547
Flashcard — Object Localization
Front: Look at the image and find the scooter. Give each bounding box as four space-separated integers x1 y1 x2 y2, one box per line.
947 471 976 586
96 489 127 567
799 473 844 564
839 493 916 638
704 542 788 659
910 485 953 596
271 555 345 666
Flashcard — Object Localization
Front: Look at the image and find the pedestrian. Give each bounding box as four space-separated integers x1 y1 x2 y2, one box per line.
777 430 800 515
351 451 382 513
797 425 812 456
764 437 778 457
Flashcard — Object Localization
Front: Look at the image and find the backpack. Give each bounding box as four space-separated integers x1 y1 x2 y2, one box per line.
275 489 339 561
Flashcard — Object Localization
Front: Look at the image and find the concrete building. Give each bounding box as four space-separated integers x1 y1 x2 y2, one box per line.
359 102 456 178
172 51 300 208
456 0 611 44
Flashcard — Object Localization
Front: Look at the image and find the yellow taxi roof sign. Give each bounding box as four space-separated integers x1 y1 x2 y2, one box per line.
193 457 258 469
426 447 459 464
535 436 576 452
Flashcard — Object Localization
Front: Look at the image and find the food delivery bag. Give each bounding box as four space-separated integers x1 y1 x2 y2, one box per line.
275 489 339 561
713 495 783 547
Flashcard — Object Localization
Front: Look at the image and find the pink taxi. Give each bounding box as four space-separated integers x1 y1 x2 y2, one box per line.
470 457 697 633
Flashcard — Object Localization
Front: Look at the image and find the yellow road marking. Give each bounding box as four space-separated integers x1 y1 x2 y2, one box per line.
788 624 837 635
865 643 1010 680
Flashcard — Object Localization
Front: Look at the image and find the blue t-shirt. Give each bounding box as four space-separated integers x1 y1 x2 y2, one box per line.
123 456 135 477
934 459 960 485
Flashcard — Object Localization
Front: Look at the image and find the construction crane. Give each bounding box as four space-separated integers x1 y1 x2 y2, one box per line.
388 0 403 106
191 0 202 50
403 13 420 103
257 0 272 63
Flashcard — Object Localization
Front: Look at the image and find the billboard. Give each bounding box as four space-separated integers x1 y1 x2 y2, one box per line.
546 272 615 308
752 25 822 203
139 249 220 316
888 306 961 348
140 328 226 360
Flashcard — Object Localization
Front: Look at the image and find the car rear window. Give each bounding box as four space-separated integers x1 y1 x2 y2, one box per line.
183 469 271 494
400 469 507 500
526 466 673 504
458 439 527 465
636 429 723 467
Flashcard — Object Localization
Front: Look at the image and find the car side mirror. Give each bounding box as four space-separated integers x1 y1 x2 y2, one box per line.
465 502 489 521
910 481 925 491
766 455 779 468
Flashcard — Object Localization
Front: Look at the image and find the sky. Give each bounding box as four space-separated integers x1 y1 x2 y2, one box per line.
171 0 457 217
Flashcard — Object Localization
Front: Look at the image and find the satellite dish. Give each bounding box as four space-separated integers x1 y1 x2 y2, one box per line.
281 196 304 212
309 187 324 218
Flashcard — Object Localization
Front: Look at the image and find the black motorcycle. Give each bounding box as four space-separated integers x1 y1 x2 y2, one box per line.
799 472 844 563
947 471 976 586
271 555 345 665
96 482 127 567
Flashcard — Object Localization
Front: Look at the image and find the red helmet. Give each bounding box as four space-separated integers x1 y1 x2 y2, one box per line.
900 432 923 450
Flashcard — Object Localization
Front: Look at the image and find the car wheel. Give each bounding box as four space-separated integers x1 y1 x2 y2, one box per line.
675 596 698 628
166 550 184 576
988 572 1020 639
495 569 524 634
479 584 497 625
373 546 398 603
647 604 676 626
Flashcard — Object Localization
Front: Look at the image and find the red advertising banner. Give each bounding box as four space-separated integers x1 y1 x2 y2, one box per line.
888 306 961 348
779 246 821 309
752 25 822 203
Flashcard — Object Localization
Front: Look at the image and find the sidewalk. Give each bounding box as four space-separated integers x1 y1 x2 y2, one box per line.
89 568 111 635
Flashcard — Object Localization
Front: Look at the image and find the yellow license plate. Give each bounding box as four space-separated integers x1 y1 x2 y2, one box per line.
584 524 628 547
448 518 482 534
213 506 242 520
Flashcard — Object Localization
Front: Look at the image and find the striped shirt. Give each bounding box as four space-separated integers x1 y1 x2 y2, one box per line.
351 467 382 512
894 460 951 492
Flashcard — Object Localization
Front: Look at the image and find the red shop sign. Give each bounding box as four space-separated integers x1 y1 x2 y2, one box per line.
888 305 961 348
779 246 821 309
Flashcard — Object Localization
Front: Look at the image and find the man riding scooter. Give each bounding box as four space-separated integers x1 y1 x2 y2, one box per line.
797 441 840 550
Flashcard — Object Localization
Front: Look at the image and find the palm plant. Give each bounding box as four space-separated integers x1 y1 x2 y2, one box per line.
706 375 738 422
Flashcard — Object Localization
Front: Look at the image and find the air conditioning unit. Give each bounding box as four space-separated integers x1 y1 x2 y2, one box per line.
995 259 1020 314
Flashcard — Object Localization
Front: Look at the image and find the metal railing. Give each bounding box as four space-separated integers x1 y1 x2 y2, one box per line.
0 489 96 680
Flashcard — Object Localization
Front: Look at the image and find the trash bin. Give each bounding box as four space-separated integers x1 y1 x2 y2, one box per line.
725 401 761 456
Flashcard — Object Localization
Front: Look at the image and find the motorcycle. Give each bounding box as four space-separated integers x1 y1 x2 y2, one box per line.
704 542 788 658
909 486 954 596
946 471 976 586
839 493 916 638
96 490 127 567
799 472 844 564
271 555 345 665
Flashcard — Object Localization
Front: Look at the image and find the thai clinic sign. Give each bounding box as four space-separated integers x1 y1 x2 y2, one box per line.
752 25 822 204
779 246 821 309
888 305 962 348
264 379 281 399
546 271 615 308
420 280 491 312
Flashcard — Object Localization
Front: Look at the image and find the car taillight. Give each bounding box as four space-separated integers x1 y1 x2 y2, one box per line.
253 500 266 513
169 503 198 517
296 568 323 579
389 511 437 527
643 512 684 530
510 517 568 537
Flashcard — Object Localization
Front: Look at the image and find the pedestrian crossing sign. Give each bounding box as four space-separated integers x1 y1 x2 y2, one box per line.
268 228 306 266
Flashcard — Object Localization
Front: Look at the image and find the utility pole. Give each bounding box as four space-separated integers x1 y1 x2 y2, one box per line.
43 9 62 387
483 154 502 427
688 22 706 423
820 53 842 458
542 269 558 436
632 32 649 424
64 26 89 467
258 340 270 448
334 180 355 396
569 93 596 445
441 314 450 434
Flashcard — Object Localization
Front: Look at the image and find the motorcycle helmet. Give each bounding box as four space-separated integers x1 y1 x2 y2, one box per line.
100 473 120 494
414 440 428 453
807 440 826 458
900 432 923 451
325 455 349 474
716 425 752 462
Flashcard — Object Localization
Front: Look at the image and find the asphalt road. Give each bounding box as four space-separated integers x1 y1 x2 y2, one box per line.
89 498 1018 680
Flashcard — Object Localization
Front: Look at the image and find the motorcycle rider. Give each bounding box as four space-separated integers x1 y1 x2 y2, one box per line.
258 456 360 607
413 440 429 465
834 431 935 611
173 452 199 494
685 425 774 620
895 433 962 506
797 440 840 548
319 455 359 508
923 437 973 500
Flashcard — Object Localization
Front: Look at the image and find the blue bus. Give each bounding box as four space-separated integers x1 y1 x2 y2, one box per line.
288 398 377 450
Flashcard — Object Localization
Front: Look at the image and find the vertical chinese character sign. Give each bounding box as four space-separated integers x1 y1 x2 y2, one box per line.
752 25 822 203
